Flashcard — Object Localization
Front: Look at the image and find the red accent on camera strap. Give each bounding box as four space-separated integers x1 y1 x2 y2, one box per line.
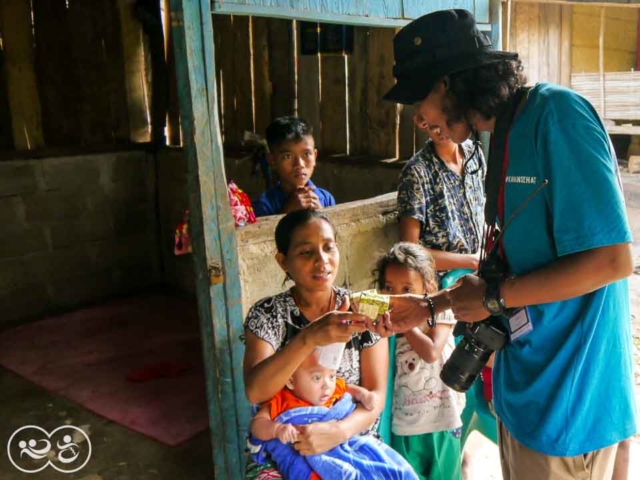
484 138 510 259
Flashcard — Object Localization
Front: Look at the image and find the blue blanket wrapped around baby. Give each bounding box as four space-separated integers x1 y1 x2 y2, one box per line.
249 393 418 480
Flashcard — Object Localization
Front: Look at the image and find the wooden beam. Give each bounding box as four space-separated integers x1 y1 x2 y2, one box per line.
169 0 248 476
0 0 44 149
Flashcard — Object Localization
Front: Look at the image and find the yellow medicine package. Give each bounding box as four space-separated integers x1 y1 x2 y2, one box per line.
349 290 391 325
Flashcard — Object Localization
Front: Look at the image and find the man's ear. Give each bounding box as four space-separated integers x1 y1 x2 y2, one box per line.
285 377 295 390
275 252 287 273
436 76 449 92
267 153 276 167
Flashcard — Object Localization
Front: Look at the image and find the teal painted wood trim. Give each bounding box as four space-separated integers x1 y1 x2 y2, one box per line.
169 0 248 477
211 2 492 30
212 2 409 27
214 0 402 18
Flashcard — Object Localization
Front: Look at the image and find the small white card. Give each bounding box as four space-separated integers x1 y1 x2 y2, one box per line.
317 343 346 369
508 307 533 341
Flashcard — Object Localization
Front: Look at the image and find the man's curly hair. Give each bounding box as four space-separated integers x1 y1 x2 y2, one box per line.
442 59 527 125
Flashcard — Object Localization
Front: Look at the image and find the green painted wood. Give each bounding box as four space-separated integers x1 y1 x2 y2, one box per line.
169 0 249 477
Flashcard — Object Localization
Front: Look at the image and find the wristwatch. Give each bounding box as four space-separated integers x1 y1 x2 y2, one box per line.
483 281 506 316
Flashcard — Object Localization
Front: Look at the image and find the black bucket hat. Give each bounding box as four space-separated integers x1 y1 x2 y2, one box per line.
384 9 518 105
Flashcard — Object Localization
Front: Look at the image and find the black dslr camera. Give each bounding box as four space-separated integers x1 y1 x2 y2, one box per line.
439 251 510 393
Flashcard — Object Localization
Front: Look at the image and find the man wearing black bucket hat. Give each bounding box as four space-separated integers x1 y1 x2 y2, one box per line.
376 9 637 480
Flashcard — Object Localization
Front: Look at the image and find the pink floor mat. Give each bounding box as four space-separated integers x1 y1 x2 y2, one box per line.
0 294 209 446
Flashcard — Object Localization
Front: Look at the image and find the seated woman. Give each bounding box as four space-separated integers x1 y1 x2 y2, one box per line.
243 209 388 479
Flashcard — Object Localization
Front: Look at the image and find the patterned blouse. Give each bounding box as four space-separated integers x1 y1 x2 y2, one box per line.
397 140 485 256
244 286 381 387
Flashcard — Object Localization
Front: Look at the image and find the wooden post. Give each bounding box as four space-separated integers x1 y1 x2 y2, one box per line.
560 5 572 88
506 0 512 52
0 0 44 150
169 1 248 477
599 7 606 119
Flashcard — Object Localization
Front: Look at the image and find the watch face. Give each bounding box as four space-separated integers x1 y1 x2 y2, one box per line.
487 299 500 312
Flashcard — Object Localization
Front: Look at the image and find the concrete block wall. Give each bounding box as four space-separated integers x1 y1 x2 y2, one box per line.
0 151 160 326
236 193 398 314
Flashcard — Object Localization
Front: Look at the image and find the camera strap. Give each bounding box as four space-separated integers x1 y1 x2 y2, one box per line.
483 86 530 255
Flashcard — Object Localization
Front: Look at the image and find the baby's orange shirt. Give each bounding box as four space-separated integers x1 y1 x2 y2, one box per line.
265 378 347 419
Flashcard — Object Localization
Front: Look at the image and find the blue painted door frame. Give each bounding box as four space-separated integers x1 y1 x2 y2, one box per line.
169 0 502 478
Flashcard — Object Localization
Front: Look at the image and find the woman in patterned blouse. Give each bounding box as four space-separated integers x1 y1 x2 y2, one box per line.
243 209 388 479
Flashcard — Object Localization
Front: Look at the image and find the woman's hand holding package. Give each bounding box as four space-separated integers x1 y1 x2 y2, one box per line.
302 298 368 347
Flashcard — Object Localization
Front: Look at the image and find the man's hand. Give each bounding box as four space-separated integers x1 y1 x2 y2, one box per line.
449 274 490 322
283 186 322 212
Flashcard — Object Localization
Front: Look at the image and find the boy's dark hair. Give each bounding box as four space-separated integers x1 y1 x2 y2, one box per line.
275 209 336 255
265 117 313 151
374 242 437 292
442 59 527 126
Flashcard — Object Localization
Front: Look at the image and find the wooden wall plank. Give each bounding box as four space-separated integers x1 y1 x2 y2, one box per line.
560 5 573 87
0 0 44 150
526 4 540 84
320 55 347 153
212 14 246 148
267 18 295 118
33 0 129 146
347 26 369 155
366 28 397 159
33 0 82 146
398 105 415 160
118 0 152 143
545 4 562 84
231 15 254 144
211 14 226 140
252 17 272 135
297 21 321 140
0 45 13 150
165 0 181 145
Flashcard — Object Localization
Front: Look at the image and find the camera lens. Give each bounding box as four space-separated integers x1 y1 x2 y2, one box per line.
440 337 492 392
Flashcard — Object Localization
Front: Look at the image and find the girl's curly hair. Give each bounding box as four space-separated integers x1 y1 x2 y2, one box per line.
442 59 527 125
373 242 437 293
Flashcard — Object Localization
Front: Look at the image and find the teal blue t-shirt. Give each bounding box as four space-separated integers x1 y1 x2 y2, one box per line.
493 83 637 456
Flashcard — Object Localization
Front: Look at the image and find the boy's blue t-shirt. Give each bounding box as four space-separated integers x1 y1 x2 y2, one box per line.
493 83 637 456
252 180 336 217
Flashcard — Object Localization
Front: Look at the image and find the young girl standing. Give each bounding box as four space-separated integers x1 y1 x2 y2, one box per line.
243 209 388 479
376 242 465 480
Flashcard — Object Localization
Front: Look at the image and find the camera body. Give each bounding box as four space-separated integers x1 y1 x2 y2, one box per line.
440 251 510 393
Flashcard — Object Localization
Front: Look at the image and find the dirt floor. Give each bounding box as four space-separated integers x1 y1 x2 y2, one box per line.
0 367 214 480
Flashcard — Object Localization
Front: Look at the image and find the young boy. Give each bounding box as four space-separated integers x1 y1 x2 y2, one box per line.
252 117 336 217
249 349 418 480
